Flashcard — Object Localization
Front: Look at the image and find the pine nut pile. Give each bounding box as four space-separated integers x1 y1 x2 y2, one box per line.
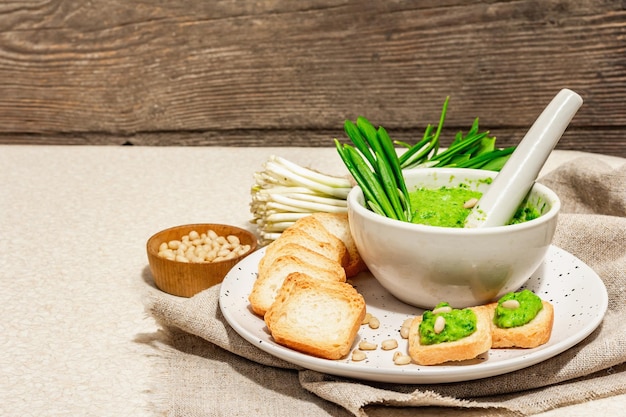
158 229 251 263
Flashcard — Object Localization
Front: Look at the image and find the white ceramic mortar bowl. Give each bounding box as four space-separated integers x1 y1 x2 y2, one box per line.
347 168 560 309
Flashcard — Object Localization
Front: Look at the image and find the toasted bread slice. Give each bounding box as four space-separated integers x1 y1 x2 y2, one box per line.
309 212 367 278
486 300 554 348
262 227 347 267
264 272 366 360
258 242 345 278
281 215 349 267
249 254 346 317
408 306 492 366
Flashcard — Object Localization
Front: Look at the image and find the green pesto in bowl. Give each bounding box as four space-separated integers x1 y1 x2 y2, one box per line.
408 186 541 228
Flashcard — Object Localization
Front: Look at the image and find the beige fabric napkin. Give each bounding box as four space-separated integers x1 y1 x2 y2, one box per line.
144 156 626 416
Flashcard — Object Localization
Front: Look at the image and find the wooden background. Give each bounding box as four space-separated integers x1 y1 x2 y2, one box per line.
0 0 624 157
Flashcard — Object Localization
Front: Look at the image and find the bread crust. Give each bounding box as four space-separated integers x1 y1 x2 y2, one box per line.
257 242 346 281
309 212 368 277
487 300 554 348
264 273 366 360
408 306 492 366
279 216 349 267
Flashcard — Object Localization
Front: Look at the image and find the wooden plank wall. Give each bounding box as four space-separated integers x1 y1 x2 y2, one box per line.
0 0 624 157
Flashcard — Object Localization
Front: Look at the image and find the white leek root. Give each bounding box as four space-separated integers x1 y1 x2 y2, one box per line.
250 155 353 244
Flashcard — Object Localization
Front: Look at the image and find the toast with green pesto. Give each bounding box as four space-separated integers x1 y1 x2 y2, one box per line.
408 304 492 366
486 296 554 348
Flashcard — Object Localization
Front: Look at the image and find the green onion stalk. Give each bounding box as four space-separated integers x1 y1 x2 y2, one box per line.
250 155 352 244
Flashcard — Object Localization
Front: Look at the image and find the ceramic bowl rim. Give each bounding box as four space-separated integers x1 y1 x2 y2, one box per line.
347 167 561 236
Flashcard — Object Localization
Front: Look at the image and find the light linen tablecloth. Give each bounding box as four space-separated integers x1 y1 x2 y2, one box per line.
1 145 624 417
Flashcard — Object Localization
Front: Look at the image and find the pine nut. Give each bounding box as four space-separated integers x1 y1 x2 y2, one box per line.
400 326 410 339
502 299 521 309
393 352 412 365
434 316 446 334
381 339 398 350
158 249 176 261
361 312 372 325
400 318 412 339
175 255 189 263
352 350 367 362
432 305 452 314
464 197 479 209
358 340 377 350
368 316 380 329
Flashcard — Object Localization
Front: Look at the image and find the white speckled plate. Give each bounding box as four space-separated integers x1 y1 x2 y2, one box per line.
219 245 608 384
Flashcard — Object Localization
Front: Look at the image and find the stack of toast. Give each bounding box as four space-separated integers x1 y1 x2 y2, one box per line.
249 212 368 360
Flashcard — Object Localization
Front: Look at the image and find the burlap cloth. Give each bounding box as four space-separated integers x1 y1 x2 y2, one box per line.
143 156 626 416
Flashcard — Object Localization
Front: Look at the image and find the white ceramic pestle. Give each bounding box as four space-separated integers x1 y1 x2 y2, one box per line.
464 89 583 228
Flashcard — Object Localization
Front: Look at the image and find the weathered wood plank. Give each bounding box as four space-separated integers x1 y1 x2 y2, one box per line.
1 127 623 158
0 0 623 156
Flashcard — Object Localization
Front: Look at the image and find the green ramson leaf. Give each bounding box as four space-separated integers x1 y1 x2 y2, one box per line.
398 125 436 169
344 120 376 168
336 97 517 221
346 145 397 219
375 150 405 220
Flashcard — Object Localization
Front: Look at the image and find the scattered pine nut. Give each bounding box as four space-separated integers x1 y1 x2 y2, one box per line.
358 340 377 351
352 350 367 362
361 312 372 325
400 326 410 339
400 318 413 339
381 339 398 351
393 351 412 365
368 316 380 329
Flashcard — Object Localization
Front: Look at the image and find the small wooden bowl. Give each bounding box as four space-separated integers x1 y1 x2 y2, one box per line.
147 223 258 297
